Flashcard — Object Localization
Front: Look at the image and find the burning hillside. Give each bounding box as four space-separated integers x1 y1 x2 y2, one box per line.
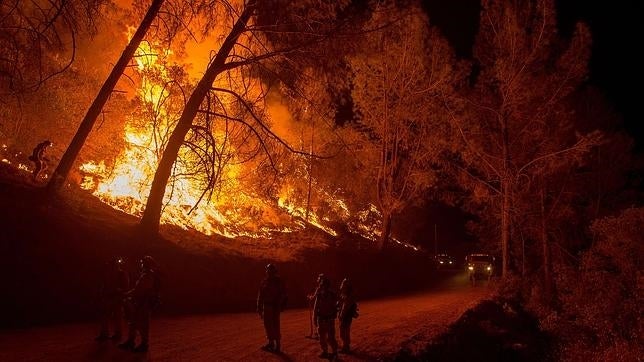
73 38 312 237
73 36 391 244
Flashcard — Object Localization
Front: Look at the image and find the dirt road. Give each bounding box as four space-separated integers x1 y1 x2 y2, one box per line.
0 274 490 361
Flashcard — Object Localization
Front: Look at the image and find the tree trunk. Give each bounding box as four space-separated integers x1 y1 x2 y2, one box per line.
46 0 165 193
378 212 392 250
541 180 553 305
501 181 511 279
305 120 314 221
139 3 255 235
500 113 512 279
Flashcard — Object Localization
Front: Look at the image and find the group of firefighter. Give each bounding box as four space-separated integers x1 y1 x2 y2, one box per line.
95 255 160 353
96 260 358 358
257 264 359 359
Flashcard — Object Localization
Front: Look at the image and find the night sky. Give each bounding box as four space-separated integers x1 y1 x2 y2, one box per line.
422 0 644 151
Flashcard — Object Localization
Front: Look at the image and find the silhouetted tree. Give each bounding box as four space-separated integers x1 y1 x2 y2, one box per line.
348 4 456 248
445 0 601 280
0 0 105 95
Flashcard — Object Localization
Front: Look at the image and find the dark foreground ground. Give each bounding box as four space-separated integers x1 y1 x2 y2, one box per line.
0 275 490 362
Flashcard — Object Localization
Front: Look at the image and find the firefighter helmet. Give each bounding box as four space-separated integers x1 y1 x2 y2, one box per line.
340 277 352 294
140 255 157 270
318 273 330 288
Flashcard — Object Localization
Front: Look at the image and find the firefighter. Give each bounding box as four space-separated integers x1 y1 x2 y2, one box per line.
119 256 160 353
337 277 359 354
95 257 129 341
313 274 338 359
28 140 52 181
257 263 287 353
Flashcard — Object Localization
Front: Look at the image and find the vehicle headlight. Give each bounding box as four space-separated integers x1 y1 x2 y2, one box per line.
449 261 453 264
468 266 474 271
439 261 444 264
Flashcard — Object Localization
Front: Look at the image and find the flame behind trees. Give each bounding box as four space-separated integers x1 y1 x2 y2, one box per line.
139 0 356 234
71 0 368 239
79 27 324 237
47 0 166 193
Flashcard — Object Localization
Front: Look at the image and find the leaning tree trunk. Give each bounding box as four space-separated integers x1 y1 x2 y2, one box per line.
305 120 314 221
139 3 255 235
47 0 165 193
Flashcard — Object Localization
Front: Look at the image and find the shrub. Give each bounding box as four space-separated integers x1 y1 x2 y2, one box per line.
549 207 643 360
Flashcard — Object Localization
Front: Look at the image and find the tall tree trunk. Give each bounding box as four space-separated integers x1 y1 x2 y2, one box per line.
379 212 392 250
139 3 255 235
501 181 511 279
541 179 553 305
305 120 314 221
500 114 512 279
46 0 165 193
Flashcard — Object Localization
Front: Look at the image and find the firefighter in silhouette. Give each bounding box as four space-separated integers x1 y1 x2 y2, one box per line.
119 256 160 353
313 274 338 359
28 140 52 181
257 263 287 353
95 257 129 341
337 277 359 354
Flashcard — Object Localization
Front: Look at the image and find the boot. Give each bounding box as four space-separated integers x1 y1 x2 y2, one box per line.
133 343 149 353
318 351 328 358
118 339 135 350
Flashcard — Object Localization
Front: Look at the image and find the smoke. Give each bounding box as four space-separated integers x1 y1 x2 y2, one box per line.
265 90 310 151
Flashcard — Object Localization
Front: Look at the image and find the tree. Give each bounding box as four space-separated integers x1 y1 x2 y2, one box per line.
348 4 456 249
0 0 105 95
139 0 354 234
46 0 166 193
445 0 601 280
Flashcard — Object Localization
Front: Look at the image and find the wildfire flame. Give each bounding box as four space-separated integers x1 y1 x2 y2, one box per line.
0 37 420 251
78 35 344 239
73 34 419 251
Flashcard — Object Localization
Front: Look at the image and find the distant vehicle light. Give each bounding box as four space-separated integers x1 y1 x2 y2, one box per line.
439 261 444 264
486 266 492 271
468 266 474 271
449 261 453 264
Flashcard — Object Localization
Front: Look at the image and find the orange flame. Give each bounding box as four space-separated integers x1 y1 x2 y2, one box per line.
79 36 339 238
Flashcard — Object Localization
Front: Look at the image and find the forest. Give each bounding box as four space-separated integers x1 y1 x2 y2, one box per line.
1 0 641 360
